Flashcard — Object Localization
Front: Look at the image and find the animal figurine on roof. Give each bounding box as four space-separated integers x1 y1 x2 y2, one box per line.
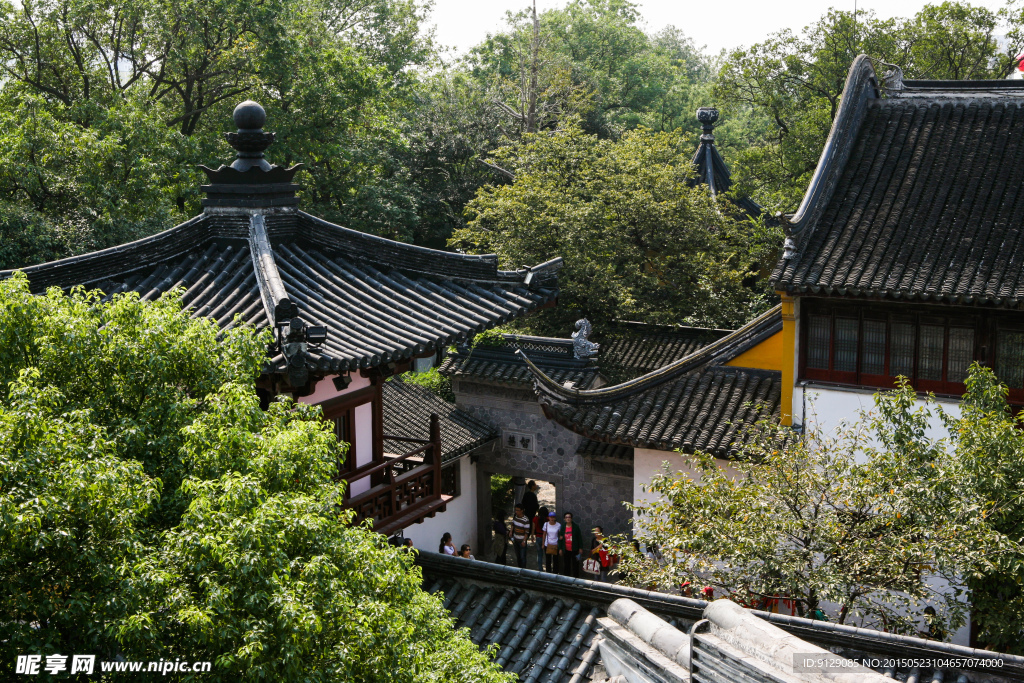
572 318 599 360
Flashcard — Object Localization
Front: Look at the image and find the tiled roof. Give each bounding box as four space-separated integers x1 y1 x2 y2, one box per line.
417 552 1024 682
598 322 731 384
773 55 1024 306
419 553 703 683
439 335 600 390
383 379 497 462
576 439 632 461
541 366 781 455
2 211 559 375
521 306 783 455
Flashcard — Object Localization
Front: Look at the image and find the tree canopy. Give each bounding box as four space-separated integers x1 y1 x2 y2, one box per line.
620 368 1024 650
717 3 1022 209
451 123 778 333
0 274 511 682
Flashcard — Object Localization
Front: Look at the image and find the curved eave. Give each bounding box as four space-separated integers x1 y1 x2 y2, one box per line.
536 368 783 457
770 55 880 285
519 304 782 405
0 214 210 292
771 284 1024 309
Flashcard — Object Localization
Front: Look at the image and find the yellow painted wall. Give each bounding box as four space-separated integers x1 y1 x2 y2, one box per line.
780 295 796 426
725 331 784 372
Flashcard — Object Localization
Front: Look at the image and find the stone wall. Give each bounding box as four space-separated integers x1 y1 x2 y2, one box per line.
453 379 633 553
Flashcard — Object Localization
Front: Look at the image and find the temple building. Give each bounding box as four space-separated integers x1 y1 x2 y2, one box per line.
520 56 1024 648
0 100 561 537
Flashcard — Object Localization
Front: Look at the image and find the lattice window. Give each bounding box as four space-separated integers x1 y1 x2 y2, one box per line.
834 318 859 372
801 305 980 395
890 322 915 378
807 315 831 370
998 331 1024 389
862 320 886 375
441 463 460 497
947 328 975 383
331 412 349 443
918 325 945 381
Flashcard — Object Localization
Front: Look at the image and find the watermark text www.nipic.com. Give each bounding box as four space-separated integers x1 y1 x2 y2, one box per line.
16 655 213 675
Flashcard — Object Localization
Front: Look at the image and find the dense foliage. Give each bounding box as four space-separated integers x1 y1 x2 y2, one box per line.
717 3 1024 208
0 274 511 682
620 368 1024 649
453 124 778 332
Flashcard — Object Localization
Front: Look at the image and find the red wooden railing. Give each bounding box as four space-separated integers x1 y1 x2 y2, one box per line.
343 413 444 532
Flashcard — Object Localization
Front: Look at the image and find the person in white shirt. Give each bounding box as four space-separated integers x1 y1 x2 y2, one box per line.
542 511 561 573
439 532 456 556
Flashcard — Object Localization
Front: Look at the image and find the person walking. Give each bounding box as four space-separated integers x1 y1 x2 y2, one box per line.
439 533 455 556
590 526 611 582
559 512 582 578
491 511 509 564
521 480 540 522
533 506 549 571
511 504 531 568
542 510 561 573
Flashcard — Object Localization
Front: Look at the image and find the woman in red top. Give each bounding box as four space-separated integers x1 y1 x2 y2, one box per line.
590 526 613 582
533 506 548 571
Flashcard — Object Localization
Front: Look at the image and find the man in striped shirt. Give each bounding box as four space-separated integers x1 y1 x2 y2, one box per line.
511 504 531 568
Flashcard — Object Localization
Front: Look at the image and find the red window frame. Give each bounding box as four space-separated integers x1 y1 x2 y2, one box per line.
799 301 982 398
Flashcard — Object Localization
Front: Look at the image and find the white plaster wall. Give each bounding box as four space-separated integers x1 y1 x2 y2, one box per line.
633 447 743 513
347 401 374 496
795 383 962 462
296 372 371 404
402 457 479 553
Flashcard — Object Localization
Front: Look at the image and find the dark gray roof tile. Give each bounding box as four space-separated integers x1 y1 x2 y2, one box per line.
773 63 1024 306
2 211 559 376
382 379 497 462
417 551 1024 682
598 322 731 384
439 335 599 390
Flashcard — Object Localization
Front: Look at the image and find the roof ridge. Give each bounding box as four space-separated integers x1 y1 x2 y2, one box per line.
0 213 210 291
519 304 783 405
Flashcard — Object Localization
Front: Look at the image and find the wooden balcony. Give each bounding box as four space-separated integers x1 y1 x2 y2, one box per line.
343 413 451 536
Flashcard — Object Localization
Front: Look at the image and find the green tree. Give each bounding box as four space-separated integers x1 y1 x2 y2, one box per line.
453 123 777 333
0 273 511 682
0 0 435 260
933 366 1024 652
716 3 1004 211
621 371 1022 644
465 0 712 140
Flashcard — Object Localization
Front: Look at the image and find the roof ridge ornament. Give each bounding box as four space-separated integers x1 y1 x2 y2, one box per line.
198 100 304 210
875 60 905 97
226 101 276 172
696 107 718 141
572 318 599 359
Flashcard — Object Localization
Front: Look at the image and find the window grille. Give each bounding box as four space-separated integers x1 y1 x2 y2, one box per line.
862 320 886 375
947 328 975 383
891 322 915 378
807 315 831 369
834 318 859 372
998 331 1024 389
918 325 945 381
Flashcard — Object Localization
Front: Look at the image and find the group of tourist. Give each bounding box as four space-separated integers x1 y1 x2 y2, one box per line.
431 481 616 580
479 481 617 581
438 532 475 559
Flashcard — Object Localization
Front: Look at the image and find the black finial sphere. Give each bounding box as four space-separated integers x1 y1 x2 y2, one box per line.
233 100 266 131
696 107 719 125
